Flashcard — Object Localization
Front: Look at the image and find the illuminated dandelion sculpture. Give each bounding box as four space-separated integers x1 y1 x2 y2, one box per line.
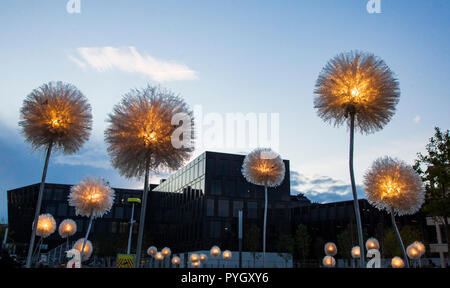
20 81 92 267
69 177 115 261
351 246 361 259
412 241 426 257
105 85 194 267
210 246 221 258
36 213 56 238
172 256 181 266
391 256 404 268
323 256 336 268
364 156 425 268
314 51 400 267
365 238 380 250
147 246 157 257
324 242 337 256
73 238 93 261
242 148 285 266
58 219 77 248
161 247 171 257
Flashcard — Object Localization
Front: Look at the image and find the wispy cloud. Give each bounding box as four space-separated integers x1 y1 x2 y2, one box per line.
290 171 365 203
53 144 111 169
413 115 421 124
69 46 198 82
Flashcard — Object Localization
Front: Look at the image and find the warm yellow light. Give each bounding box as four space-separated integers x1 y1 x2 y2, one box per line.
322 256 336 267
155 252 164 261
190 253 199 262
324 242 337 256
351 246 361 259
379 176 404 199
391 257 404 268
191 261 200 267
365 238 380 250
222 250 232 259
172 257 180 265
65 225 72 232
162 247 171 257
210 246 221 257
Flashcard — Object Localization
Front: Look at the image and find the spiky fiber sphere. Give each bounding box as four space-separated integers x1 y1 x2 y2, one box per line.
363 156 425 216
365 237 380 250
242 148 285 187
68 177 115 218
19 81 92 154
147 246 157 256
406 244 421 259
322 256 336 267
351 246 361 259
58 219 77 238
35 213 56 238
105 85 195 179
314 51 400 134
73 238 93 261
412 241 426 257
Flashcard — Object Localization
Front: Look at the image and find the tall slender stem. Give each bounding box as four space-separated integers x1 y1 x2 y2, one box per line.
127 203 135 255
390 209 409 268
26 141 53 268
263 184 268 268
348 111 365 268
135 159 150 268
80 214 94 264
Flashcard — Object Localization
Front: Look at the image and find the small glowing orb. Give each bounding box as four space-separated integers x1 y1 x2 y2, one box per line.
323 256 336 267
391 257 404 268
365 238 380 250
199 254 208 262
155 252 164 261
222 250 232 260
324 242 337 256
210 246 221 257
161 247 171 257
351 246 361 259
171 256 180 265
190 253 199 262
191 261 201 267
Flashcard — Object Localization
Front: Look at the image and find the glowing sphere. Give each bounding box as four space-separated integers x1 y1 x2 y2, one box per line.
324 242 337 256
58 219 77 238
73 238 93 261
190 253 200 262
35 213 56 238
155 252 164 261
391 257 404 268
199 254 208 262
322 256 336 267
412 241 426 257
161 247 171 257
171 256 181 265
222 250 232 260
351 246 361 259
241 148 285 187
147 246 157 256
69 177 115 218
406 244 420 259
210 246 221 257
365 238 380 250
191 261 201 268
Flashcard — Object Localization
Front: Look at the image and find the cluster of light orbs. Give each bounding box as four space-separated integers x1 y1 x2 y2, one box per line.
68 177 115 218
351 246 361 259
365 238 380 250
58 219 77 238
391 256 405 268
412 241 426 257
35 213 56 238
73 238 93 261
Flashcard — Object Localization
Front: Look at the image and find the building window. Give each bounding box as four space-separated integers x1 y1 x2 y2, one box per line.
115 206 124 219
206 199 215 217
247 201 257 219
218 199 229 217
57 203 67 217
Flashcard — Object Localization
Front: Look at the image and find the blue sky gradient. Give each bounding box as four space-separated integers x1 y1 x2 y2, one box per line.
0 0 449 222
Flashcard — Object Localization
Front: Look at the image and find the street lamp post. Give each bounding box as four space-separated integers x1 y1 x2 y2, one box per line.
126 198 141 255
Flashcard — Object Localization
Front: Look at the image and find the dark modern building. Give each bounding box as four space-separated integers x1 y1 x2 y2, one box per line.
7 151 292 256
6 151 437 262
